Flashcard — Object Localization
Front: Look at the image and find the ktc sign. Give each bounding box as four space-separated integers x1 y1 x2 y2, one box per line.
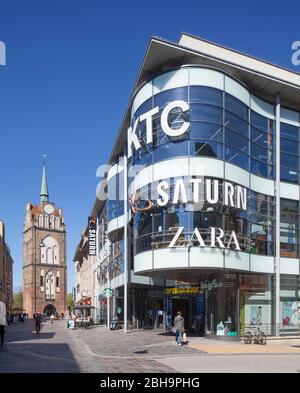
88 217 96 256
128 100 189 157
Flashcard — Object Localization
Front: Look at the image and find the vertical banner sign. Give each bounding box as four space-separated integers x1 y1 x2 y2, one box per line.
6 272 12 303
88 217 97 256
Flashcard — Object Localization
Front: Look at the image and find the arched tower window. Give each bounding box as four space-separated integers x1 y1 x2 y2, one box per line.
56 271 60 292
41 236 59 265
53 245 59 264
45 271 55 300
55 218 60 230
46 247 52 264
44 215 49 228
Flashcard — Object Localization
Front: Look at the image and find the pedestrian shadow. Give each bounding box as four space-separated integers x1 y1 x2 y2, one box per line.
6 321 55 343
6 332 56 342
0 343 80 373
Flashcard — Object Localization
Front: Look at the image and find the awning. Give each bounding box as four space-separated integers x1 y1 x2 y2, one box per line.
74 305 95 309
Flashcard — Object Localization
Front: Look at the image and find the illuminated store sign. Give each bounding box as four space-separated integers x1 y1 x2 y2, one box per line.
128 100 190 157
165 286 203 295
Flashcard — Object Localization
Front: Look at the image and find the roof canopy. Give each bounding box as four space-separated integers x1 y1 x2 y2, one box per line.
74 304 95 309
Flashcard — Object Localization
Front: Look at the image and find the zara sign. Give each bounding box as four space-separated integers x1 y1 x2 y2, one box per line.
168 226 241 251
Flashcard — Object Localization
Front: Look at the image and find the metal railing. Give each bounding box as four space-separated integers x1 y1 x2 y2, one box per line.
239 323 300 337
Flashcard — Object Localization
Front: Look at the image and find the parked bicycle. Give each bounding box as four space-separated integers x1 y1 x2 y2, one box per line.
243 326 267 345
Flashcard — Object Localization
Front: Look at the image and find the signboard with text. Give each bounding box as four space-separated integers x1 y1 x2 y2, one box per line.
88 217 97 256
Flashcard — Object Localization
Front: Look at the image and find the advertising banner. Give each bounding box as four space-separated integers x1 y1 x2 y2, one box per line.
88 217 97 256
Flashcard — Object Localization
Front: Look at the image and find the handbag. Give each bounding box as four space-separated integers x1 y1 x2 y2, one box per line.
171 326 176 333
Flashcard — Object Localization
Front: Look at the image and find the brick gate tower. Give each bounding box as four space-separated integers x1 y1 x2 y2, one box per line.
23 163 67 317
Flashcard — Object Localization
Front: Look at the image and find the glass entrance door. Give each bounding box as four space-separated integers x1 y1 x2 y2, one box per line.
204 275 238 336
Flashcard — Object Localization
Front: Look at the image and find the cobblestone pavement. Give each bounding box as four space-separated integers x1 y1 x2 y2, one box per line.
1 319 300 373
0 319 199 373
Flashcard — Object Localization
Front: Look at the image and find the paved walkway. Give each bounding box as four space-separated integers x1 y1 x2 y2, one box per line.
0 319 189 373
188 336 300 354
1 319 300 373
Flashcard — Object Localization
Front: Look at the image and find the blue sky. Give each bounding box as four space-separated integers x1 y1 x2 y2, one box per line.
0 0 299 292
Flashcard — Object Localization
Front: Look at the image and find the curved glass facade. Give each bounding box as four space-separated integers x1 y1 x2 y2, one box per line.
129 69 276 180
133 176 275 257
90 37 300 338
128 67 300 260
107 170 124 222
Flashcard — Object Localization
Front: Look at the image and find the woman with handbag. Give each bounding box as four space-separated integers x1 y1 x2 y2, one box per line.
173 311 184 345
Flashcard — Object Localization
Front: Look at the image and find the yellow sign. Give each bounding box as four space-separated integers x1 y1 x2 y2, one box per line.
165 286 203 296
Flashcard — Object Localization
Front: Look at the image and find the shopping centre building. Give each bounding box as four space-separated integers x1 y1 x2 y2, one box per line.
78 33 300 336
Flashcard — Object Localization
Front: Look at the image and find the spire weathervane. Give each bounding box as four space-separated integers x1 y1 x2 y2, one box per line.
40 154 49 204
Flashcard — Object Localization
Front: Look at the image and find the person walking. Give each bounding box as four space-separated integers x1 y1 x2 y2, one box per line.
174 311 185 345
35 312 42 333
0 295 7 349
50 314 55 325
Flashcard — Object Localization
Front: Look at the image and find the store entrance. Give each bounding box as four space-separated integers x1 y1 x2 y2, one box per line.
172 299 191 330
167 295 205 334
203 275 238 336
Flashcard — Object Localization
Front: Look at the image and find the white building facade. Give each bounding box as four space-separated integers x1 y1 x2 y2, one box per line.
88 33 300 335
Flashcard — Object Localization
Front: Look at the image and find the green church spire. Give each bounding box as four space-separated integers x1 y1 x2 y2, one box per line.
40 160 49 204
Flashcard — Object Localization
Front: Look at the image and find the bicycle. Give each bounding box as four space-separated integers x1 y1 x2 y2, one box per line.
243 326 266 345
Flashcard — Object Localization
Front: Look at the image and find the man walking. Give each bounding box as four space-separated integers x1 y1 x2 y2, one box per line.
35 312 42 333
0 295 7 349
174 311 185 345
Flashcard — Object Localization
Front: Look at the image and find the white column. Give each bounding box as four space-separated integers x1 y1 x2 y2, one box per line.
275 93 281 333
124 153 128 334
107 262 110 329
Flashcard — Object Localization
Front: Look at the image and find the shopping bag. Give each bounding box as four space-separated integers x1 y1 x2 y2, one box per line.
182 332 187 342
171 326 176 334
